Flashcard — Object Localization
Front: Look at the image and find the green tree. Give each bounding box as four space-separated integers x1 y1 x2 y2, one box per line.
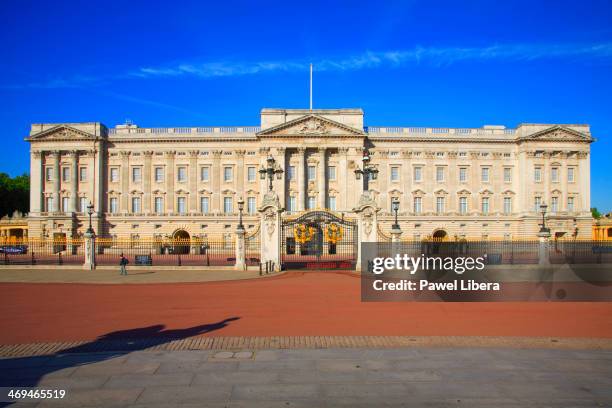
591 207 602 219
0 172 29 218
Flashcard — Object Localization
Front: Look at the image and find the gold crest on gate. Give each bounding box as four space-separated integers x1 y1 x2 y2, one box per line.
324 223 343 244
294 224 316 244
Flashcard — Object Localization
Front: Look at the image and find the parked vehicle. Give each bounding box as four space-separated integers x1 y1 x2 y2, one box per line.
0 245 28 254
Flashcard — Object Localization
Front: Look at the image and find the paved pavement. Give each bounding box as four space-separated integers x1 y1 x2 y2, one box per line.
2 346 611 407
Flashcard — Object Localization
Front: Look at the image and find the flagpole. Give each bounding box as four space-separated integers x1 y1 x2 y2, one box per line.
309 63 313 111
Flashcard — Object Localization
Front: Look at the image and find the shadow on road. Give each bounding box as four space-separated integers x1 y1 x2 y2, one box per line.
0 317 240 407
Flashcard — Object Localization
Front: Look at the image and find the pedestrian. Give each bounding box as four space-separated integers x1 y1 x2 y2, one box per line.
119 253 129 275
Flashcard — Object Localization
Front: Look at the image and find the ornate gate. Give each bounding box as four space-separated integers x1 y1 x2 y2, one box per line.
281 210 358 270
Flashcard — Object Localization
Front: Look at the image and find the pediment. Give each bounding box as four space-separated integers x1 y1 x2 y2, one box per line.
520 126 593 143
27 124 98 141
457 189 472 195
257 114 365 137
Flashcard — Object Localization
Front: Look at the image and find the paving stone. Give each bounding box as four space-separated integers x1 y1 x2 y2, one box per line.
35 388 143 407
37 375 111 389
231 383 320 400
237 359 317 371
213 351 234 359
192 370 279 385
136 384 232 404
233 351 253 359
103 372 194 388
72 361 160 376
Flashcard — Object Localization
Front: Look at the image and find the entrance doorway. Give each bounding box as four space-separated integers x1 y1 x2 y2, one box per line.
432 230 448 241
172 229 190 255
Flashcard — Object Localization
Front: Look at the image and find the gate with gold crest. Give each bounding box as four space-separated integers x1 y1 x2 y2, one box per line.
281 210 358 270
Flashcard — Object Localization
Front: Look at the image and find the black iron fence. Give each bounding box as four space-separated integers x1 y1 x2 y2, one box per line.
550 239 612 264
94 238 235 267
0 239 84 265
245 226 261 266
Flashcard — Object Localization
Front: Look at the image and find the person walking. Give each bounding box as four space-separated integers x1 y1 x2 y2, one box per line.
119 253 129 275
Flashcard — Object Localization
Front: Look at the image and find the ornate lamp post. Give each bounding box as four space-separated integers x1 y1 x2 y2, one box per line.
391 198 400 230
354 150 378 193
539 203 550 235
86 202 95 236
237 197 245 231
259 155 284 192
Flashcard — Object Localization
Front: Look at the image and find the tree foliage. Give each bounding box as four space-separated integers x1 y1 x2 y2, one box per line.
591 207 602 219
0 173 29 218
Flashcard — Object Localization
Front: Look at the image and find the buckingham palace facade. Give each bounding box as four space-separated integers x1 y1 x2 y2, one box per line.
25 108 594 241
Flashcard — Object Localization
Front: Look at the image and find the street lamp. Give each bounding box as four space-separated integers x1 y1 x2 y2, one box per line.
259 155 284 192
391 198 400 230
354 150 378 192
86 202 95 235
237 197 245 231
539 203 550 235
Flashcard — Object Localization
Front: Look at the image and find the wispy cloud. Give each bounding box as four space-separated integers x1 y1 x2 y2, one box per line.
5 42 612 89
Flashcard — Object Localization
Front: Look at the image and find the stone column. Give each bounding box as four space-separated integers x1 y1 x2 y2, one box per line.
188 150 198 213
83 230 95 270
30 151 43 214
317 147 326 209
235 226 246 271
538 230 551 265
275 147 286 207
353 196 380 272
143 151 153 214
259 192 283 272
338 148 348 211
165 151 176 213
69 150 79 213
51 151 60 212
297 147 306 211
120 151 130 213
211 150 222 213
236 150 246 199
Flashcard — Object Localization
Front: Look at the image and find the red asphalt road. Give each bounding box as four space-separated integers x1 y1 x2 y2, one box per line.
0 272 611 344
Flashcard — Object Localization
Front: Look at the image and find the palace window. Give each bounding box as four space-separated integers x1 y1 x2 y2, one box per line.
307 166 316 181
247 197 256 214
247 166 256 182
534 167 542 182
109 197 118 214
177 197 186 214
79 197 88 213
390 166 399 182
223 167 233 182
288 196 297 213
223 197 233 214
459 167 467 183
200 197 209 214
79 167 87 182
307 196 316 209
155 167 164 182
436 197 445 214
62 167 70 182
46 197 53 212
413 197 422 214
534 196 542 212
459 197 468 214
413 167 422 182
62 197 69 212
567 197 574 212
551 197 559 213
481 167 490 183
504 167 512 183
131 197 141 213
504 197 512 214
328 166 336 181
155 197 164 214
287 166 295 181
200 166 209 182
110 167 119 182
45 167 53 181
132 167 141 183
328 196 336 211
551 167 559 183
177 167 187 182
481 197 489 214
436 167 444 182
567 167 575 183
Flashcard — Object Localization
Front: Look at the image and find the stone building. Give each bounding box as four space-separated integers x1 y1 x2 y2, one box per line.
25 108 593 242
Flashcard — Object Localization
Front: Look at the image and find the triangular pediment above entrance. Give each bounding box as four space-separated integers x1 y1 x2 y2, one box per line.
519 125 593 143
257 114 365 137
27 124 101 141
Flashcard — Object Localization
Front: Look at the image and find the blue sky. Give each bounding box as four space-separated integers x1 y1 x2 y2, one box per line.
1 0 611 210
